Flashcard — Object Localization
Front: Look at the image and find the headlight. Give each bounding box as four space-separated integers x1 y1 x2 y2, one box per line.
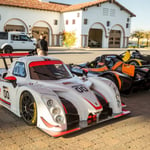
47 99 53 107
55 115 64 124
51 107 61 115
42 95 65 124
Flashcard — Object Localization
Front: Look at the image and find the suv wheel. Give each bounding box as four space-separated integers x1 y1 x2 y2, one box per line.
3 46 13 53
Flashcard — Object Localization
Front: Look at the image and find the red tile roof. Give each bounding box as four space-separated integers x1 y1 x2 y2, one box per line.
0 0 68 12
61 0 136 17
0 0 135 17
62 0 108 12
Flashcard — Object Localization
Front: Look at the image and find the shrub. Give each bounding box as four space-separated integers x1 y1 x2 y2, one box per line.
62 31 76 47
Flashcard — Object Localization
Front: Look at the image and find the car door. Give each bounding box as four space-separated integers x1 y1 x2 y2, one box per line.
19 34 35 50
10 34 35 51
0 79 17 110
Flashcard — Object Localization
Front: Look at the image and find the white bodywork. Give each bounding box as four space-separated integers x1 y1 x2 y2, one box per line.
0 56 130 137
0 32 36 51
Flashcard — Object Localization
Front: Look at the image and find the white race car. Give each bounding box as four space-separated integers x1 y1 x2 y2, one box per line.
0 54 130 137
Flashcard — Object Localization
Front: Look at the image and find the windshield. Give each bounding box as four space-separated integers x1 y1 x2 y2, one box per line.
29 60 72 80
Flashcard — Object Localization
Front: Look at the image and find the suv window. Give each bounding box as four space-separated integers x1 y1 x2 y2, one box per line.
20 35 31 41
11 35 20 41
13 62 26 77
11 34 31 41
0 32 8 39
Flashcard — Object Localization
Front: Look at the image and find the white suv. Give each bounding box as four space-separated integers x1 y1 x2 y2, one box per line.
0 32 36 53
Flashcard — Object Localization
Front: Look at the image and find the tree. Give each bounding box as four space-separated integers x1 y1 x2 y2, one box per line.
130 31 144 47
144 31 150 47
61 31 76 47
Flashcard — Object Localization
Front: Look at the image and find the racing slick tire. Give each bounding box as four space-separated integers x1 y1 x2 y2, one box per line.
20 91 37 125
128 60 140 66
3 46 13 53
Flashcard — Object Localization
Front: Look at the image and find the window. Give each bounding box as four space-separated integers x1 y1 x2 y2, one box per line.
127 18 130 22
29 61 72 80
77 13 80 17
72 19 75 24
103 8 109 16
11 34 30 41
54 19 58 25
107 21 110 27
110 9 115 17
66 20 69 25
20 35 31 41
126 23 129 28
0 32 8 39
13 62 26 77
84 19 88 25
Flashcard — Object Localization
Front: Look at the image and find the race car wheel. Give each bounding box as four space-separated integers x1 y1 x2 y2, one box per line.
20 91 37 125
3 46 13 53
129 61 140 66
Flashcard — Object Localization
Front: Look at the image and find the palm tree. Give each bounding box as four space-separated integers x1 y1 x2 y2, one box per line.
130 31 144 48
144 31 150 47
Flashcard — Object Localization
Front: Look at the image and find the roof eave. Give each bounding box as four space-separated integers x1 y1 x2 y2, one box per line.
0 4 61 12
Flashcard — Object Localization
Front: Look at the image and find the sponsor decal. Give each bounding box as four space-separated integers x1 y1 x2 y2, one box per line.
72 85 88 93
3 86 10 100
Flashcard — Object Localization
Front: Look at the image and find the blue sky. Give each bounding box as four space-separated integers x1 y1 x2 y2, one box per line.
50 0 150 32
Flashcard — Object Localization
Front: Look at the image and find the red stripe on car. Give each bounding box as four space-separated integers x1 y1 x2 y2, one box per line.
0 53 29 57
41 117 60 128
29 60 63 67
0 98 11 105
44 128 80 137
84 97 102 110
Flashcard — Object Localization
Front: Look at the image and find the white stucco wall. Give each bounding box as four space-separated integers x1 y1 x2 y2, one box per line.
61 10 82 47
81 2 132 48
0 6 61 46
0 1 133 48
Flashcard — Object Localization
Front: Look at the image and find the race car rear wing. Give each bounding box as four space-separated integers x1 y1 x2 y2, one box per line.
0 53 31 70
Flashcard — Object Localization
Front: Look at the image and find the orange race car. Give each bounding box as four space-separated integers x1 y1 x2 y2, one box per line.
69 54 150 94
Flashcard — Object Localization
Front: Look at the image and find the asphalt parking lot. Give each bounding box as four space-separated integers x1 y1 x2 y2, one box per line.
0 48 150 150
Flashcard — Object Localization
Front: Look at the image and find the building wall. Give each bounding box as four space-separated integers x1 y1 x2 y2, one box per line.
61 2 132 48
0 1 133 48
61 10 82 47
81 2 132 48
0 6 61 46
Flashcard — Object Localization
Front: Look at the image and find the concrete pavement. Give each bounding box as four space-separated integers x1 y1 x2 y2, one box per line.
0 48 150 150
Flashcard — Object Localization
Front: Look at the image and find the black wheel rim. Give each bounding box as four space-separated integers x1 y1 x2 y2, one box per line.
21 94 35 123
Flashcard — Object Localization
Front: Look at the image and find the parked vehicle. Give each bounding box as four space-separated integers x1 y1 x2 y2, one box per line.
122 49 150 66
0 31 36 53
69 53 150 94
0 53 130 137
69 63 132 94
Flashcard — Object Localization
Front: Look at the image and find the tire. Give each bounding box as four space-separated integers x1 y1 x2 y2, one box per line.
103 74 119 89
3 46 13 53
20 91 37 125
129 61 140 67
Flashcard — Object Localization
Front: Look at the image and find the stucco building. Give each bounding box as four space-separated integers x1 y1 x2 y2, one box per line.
0 0 135 48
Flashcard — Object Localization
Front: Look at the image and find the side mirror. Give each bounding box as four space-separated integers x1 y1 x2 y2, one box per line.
82 68 88 77
4 76 17 87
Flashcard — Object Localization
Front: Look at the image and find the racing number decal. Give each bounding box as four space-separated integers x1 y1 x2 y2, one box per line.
72 85 88 93
3 86 10 100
